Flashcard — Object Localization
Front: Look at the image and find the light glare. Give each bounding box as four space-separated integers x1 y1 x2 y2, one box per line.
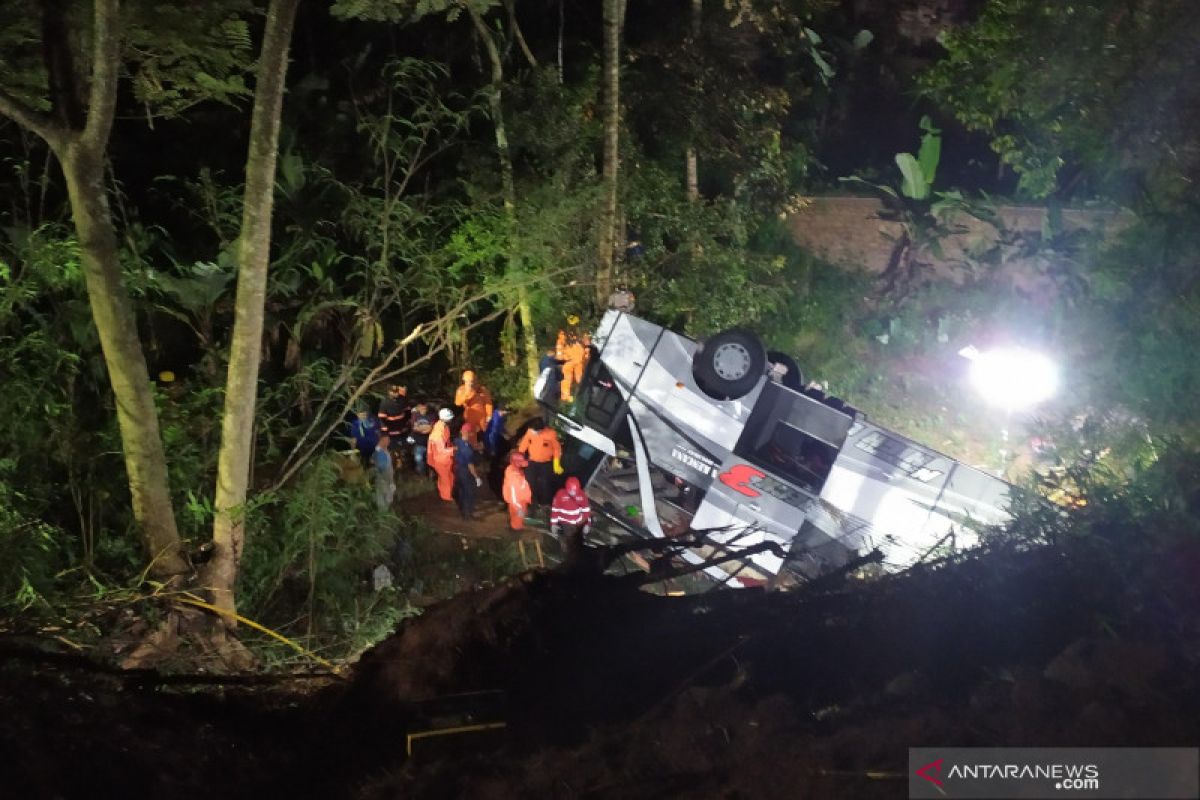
968 347 1058 410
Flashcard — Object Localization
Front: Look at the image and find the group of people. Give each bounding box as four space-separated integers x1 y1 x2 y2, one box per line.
346 367 593 552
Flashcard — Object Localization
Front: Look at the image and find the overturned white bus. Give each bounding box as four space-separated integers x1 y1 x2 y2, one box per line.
552 311 1012 587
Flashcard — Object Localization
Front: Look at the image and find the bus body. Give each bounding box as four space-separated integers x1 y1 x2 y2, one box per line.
555 311 1011 586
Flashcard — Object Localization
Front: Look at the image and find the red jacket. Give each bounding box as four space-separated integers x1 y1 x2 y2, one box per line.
550 485 592 528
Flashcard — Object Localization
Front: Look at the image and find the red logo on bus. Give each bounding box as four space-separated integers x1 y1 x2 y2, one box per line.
719 464 764 498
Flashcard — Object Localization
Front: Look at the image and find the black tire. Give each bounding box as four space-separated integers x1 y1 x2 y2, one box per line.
693 328 767 400
766 351 805 392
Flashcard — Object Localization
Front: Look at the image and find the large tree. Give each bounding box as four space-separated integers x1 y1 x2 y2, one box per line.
206 0 302 626
595 0 623 306
0 0 248 580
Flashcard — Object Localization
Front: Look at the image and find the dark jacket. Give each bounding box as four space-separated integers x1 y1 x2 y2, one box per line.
537 353 564 405
484 409 508 455
377 395 411 438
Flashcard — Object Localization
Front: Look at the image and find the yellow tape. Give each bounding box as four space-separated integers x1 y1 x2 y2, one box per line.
174 595 337 671
406 722 507 756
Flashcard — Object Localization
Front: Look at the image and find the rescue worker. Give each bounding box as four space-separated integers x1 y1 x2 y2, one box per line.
452 423 483 519
428 407 456 501
454 370 493 441
502 452 533 531
348 405 381 467
550 476 592 557
377 384 410 458
560 332 588 403
372 435 396 510
517 417 563 506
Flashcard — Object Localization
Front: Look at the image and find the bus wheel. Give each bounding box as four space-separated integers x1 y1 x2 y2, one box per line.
767 351 804 392
693 328 767 400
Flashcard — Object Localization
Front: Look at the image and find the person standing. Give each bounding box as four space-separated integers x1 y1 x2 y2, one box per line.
408 401 434 476
483 403 509 460
502 452 533 531
377 384 411 460
452 423 483 519
518 417 563 507
348 405 381 467
454 370 493 443
428 407 456 502
372 435 396 510
550 476 592 557
560 333 587 403
535 346 564 417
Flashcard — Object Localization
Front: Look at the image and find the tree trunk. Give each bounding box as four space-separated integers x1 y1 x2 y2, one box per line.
469 7 541 392
0 0 189 580
207 0 301 625
686 0 702 202
596 0 623 306
60 144 189 580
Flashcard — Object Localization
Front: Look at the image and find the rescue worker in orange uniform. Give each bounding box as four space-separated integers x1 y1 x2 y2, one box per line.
554 316 589 404
428 407 456 501
503 452 533 531
453 370 493 443
517 417 563 506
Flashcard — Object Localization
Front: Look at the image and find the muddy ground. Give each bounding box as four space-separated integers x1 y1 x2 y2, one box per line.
3 536 1199 799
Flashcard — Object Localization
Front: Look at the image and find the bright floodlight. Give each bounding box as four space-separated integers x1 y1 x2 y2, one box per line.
967 347 1058 410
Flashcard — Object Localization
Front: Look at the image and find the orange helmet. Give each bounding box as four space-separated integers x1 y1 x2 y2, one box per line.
462 370 476 383
509 452 528 467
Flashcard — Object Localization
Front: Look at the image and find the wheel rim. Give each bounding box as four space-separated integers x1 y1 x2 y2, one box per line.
712 342 752 381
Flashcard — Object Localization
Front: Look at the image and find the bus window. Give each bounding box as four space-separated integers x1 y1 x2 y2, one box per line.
735 381 849 494
569 355 630 447
750 422 837 493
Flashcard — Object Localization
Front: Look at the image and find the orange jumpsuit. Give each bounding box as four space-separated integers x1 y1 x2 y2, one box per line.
502 464 532 530
560 339 587 402
428 419 455 501
454 383 493 438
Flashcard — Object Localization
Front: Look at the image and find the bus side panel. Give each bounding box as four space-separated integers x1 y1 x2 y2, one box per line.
596 314 666 392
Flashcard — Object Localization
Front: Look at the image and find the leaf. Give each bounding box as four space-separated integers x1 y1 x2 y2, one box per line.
895 153 930 200
809 49 834 81
916 117 941 188
803 27 823 45
852 29 874 50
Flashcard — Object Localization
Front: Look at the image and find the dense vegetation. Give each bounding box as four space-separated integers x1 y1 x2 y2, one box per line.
1 0 1198 666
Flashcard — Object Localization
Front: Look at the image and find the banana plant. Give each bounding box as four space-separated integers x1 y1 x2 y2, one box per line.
841 116 986 293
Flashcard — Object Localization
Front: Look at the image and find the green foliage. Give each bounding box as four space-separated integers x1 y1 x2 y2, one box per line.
920 0 1200 202
330 0 498 24
238 456 398 634
0 0 256 121
0 460 67 613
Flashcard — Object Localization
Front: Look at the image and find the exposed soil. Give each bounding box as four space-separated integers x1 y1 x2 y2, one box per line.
3 537 1198 799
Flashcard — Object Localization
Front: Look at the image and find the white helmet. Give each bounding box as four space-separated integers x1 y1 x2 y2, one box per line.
438 408 454 422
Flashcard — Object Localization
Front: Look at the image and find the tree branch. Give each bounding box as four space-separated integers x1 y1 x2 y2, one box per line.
0 88 64 148
503 0 539 69
41 0 86 130
81 0 122 151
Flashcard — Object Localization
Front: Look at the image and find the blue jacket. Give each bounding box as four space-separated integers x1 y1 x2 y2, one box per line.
349 416 381 451
453 438 477 473
372 446 393 478
484 409 507 454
